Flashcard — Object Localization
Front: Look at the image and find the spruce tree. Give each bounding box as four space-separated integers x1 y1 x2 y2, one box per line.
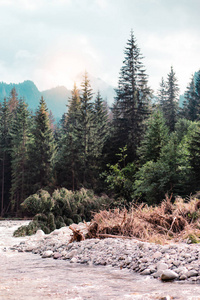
183 71 200 121
158 77 167 111
93 91 109 160
138 110 169 164
28 97 56 193
75 72 95 186
163 67 179 131
112 30 151 162
55 83 81 190
0 99 12 216
10 99 30 215
188 123 200 190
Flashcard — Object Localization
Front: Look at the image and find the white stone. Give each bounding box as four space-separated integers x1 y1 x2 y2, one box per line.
161 270 178 281
153 251 162 259
42 250 53 258
35 229 45 237
157 262 168 271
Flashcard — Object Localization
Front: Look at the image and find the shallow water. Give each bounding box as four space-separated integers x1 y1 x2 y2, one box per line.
1 221 200 300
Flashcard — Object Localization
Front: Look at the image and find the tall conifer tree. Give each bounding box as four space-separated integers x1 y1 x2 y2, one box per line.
75 72 95 186
10 99 30 215
158 77 167 110
0 99 12 216
93 91 109 160
183 71 200 121
112 30 151 162
28 97 55 193
55 83 81 190
162 67 179 131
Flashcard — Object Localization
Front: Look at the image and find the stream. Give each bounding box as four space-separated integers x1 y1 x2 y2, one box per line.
1 220 200 299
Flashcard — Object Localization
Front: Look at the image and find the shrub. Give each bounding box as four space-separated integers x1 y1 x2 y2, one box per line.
21 190 53 216
14 188 111 236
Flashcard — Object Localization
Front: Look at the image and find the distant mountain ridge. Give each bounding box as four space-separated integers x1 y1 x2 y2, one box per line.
0 77 115 119
0 80 71 118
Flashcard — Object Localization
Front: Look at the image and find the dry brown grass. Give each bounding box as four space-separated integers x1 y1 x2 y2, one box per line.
85 195 200 244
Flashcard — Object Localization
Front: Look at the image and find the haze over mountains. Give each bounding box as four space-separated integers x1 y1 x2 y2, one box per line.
0 75 116 119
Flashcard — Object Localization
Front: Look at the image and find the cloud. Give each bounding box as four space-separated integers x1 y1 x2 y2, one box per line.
0 0 199 94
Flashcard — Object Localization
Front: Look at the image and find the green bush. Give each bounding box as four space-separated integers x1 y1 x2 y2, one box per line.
21 190 53 216
14 188 111 236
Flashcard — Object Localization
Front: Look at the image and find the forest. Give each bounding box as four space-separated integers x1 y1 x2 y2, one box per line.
1 30 200 218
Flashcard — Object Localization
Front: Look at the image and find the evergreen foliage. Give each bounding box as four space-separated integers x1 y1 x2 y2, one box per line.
14 188 111 236
112 30 151 162
2 31 200 218
0 99 12 216
183 71 200 121
10 99 30 214
159 67 179 131
188 123 200 190
55 84 81 190
138 110 169 164
27 97 56 193
76 72 95 186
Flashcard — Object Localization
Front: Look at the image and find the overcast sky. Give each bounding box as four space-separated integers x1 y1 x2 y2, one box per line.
0 0 200 94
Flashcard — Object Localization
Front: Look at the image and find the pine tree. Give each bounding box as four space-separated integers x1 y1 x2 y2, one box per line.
112 30 151 162
10 99 30 215
28 97 56 193
164 67 179 131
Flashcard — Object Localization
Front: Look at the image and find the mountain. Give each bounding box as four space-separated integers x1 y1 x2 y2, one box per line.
42 86 71 118
0 80 71 119
75 73 116 106
0 80 41 111
0 75 116 120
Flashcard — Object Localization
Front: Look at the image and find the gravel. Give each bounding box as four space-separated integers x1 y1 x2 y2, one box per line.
10 222 200 282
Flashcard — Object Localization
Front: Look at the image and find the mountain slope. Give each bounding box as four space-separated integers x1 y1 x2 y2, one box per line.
0 80 70 118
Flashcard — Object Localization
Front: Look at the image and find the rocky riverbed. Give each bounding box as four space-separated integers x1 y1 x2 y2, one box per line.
11 221 200 283
2 220 200 299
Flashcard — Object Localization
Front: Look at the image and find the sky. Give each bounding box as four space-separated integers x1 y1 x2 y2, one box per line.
0 0 200 95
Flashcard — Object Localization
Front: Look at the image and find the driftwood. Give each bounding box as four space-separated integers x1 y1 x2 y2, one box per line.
69 224 85 243
97 233 132 239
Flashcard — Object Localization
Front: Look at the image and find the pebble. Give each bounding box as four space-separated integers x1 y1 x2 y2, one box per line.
10 223 200 282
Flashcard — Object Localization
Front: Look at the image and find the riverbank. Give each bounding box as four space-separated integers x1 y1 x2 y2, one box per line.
11 221 200 283
2 220 200 299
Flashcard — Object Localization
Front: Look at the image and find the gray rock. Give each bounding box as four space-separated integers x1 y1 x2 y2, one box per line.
153 251 162 259
153 270 163 278
157 262 168 271
179 274 187 280
53 252 62 259
65 249 77 259
140 269 151 275
42 250 53 258
186 270 198 278
161 270 178 281
70 257 78 263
